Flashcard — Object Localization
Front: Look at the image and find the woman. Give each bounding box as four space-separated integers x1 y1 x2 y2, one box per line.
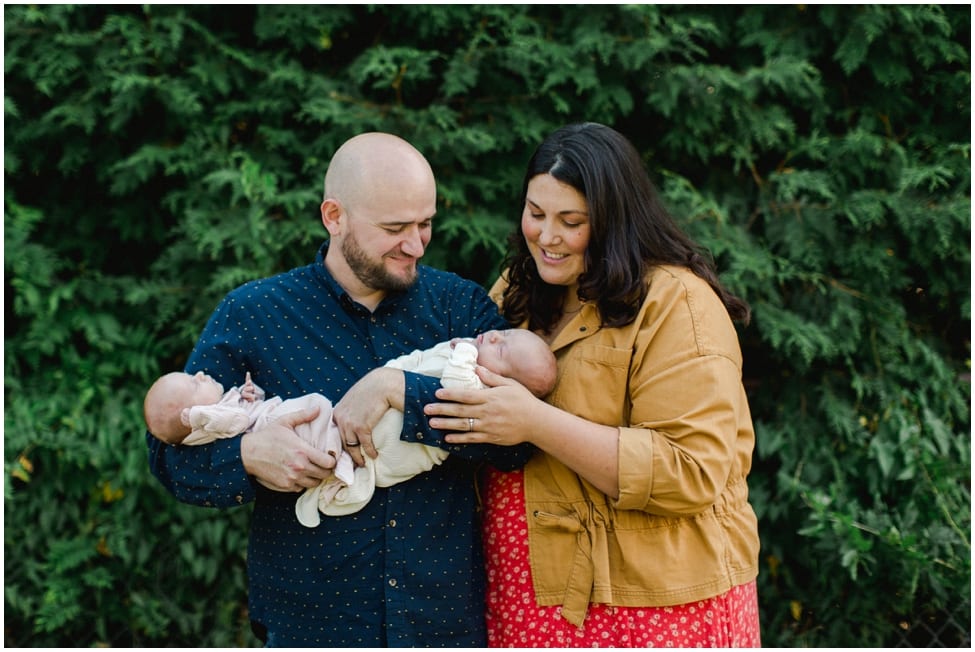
426 122 761 647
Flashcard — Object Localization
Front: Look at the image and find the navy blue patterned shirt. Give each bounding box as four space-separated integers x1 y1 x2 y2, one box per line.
146 242 531 646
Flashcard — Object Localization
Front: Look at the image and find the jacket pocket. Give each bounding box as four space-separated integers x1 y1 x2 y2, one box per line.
532 509 584 533
553 344 632 426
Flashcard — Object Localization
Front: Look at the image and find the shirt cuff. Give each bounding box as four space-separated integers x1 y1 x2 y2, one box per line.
209 436 256 507
400 372 451 448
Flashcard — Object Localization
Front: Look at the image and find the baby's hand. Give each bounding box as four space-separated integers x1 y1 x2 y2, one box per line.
241 371 258 402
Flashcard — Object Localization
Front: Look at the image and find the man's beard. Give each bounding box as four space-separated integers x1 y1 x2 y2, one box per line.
342 230 417 292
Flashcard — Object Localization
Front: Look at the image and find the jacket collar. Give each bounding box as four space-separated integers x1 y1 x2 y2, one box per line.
549 303 601 352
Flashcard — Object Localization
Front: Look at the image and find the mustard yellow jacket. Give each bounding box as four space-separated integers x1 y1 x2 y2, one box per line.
489 265 760 627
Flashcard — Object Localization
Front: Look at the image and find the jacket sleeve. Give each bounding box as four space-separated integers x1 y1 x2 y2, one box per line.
616 355 747 515
615 270 750 516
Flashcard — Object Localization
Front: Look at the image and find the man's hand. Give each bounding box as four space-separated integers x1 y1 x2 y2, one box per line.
332 367 405 467
240 406 337 492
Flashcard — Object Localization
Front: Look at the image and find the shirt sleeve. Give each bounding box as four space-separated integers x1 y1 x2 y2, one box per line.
145 294 256 508
397 279 534 470
146 432 254 508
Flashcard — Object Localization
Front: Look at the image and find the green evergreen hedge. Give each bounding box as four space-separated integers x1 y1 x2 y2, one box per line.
4 5 969 646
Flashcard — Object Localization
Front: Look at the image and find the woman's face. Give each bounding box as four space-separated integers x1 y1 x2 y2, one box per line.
521 173 591 288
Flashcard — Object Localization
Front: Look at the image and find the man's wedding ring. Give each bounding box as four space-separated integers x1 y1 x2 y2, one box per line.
468 417 475 432
346 441 361 447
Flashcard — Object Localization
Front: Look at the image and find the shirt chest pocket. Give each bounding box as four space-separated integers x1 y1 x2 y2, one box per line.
551 343 632 426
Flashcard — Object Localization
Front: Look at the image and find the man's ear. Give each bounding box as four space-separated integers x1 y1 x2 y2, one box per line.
320 198 345 236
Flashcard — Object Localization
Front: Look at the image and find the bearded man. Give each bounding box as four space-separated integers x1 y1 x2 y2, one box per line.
146 133 530 647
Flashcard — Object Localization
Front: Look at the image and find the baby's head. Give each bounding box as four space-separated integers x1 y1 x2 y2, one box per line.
144 371 225 444
474 329 557 398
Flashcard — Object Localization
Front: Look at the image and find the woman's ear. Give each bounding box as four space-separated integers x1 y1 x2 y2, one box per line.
320 198 345 236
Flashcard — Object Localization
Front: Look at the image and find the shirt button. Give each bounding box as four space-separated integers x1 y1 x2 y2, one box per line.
416 432 423 440
388 578 397 587
388 519 397 527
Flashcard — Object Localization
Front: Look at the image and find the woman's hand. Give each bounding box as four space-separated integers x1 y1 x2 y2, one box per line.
425 365 541 446
434 364 622 498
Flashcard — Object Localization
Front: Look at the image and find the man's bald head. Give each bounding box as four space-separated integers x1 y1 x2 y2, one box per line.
324 132 436 214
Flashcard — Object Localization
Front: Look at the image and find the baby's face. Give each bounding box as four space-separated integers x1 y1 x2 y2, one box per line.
176 371 225 407
475 330 542 380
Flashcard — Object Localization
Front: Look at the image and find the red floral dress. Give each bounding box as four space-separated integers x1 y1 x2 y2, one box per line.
482 468 762 647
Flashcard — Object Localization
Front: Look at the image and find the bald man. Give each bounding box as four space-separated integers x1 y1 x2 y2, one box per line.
146 133 532 646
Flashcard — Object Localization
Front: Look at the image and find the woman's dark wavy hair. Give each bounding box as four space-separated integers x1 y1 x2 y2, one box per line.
500 122 750 333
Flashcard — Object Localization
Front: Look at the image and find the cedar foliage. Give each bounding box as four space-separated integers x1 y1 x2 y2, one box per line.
4 5 970 647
